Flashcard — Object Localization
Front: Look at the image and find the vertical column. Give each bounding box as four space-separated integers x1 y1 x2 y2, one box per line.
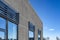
35 27 38 40
40 27 43 40
6 19 8 40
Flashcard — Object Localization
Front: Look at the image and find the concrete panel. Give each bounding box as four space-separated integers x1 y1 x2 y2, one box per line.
18 24 28 40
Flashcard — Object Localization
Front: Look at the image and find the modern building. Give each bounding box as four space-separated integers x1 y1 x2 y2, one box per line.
0 0 43 40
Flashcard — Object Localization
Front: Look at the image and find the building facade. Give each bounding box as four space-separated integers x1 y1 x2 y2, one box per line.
0 0 43 40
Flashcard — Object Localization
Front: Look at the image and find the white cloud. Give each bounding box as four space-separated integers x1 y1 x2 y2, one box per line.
49 29 55 31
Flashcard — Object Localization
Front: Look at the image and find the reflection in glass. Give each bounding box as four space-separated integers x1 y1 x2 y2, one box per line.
8 21 17 40
29 31 34 37
0 32 5 40
38 34 40 40
29 31 34 40
0 17 6 29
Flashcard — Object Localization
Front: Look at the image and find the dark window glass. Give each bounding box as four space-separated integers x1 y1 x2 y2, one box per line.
28 22 35 40
0 10 3 13
0 32 5 40
38 30 41 40
0 17 6 29
0 1 17 22
8 21 17 40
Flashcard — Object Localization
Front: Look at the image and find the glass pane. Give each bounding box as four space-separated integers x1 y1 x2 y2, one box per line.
0 17 6 29
0 32 5 40
29 31 34 40
8 21 17 40
29 31 34 38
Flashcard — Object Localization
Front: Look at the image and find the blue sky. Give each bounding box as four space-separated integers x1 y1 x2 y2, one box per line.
29 0 60 40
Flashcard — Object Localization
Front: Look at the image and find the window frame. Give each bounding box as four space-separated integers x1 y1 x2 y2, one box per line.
28 22 35 40
0 17 6 40
8 21 18 40
0 17 6 30
0 16 18 40
0 1 19 40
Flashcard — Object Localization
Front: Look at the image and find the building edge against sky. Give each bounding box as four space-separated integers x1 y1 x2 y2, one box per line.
0 0 43 40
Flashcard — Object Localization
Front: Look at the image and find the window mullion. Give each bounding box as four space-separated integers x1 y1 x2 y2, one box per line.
6 19 8 40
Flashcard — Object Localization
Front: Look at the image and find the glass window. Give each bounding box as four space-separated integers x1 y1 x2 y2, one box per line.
0 17 6 29
0 32 5 40
38 30 41 40
29 31 34 38
28 22 35 40
29 31 34 40
8 21 17 40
